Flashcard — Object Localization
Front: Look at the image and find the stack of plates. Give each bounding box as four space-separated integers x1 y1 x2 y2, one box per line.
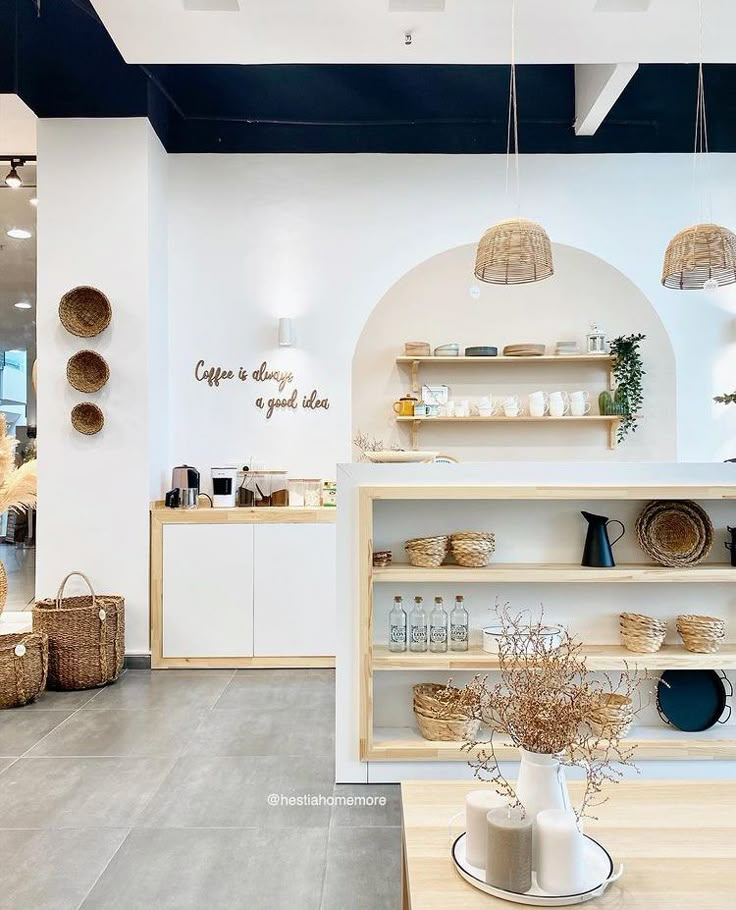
556 340 580 355
434 343 460 357
464 346 498 357
503 343 546 357
635 500 714 567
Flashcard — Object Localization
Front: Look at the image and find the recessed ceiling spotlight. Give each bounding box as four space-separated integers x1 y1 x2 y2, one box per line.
7 228 32 239
4 167 22 189
14 301 32 309
29 197 38 207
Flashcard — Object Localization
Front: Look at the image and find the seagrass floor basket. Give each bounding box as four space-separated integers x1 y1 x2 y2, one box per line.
33 572 124 690
0 632 48 708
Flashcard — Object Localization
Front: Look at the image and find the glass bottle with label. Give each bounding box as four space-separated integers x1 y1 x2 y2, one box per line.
450 595 469 651
409 596 428 652
429 596 448 653
388 595 407 653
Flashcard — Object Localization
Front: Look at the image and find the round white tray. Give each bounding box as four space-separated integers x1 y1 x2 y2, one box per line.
451 832 622 906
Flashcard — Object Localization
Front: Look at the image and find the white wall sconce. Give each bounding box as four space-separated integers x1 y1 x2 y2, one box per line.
278 317 295 347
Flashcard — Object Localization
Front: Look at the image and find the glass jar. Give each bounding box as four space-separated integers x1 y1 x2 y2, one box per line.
237 469 257 507
249 471 270 507
288 478 306 507
303 479 322 508
268 471 289 507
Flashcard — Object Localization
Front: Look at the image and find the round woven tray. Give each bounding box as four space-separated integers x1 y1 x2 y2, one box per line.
66 350 110 393
71 402 105 436
620 612 667 653
676 613 726 653
588 694 634 738
59 286 112 338
635 500 713 567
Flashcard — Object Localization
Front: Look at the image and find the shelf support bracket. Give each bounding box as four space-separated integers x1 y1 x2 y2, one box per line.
411 360 419 394
411 420 418 450
609 420 619 450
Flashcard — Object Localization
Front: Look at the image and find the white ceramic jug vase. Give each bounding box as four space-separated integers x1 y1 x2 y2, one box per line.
515 748 572 870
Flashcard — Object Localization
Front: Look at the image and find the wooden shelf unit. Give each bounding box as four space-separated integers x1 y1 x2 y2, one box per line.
372 643 736 671
373 562 736 583
358 483 736 764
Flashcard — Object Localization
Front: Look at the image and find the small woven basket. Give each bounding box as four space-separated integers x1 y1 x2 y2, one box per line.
414 709 481 742
620 612 667 653
71 402 105 436
33 572 124 691
0 561 7 617
450 531 496 568
412 683 480 741
66 350 110 393
405 536 448 568
676 614 726 654
59 286 112 337
588 694 634 739
0 632 49 708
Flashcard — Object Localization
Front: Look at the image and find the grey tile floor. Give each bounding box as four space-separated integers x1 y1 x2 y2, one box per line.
0 669 401 910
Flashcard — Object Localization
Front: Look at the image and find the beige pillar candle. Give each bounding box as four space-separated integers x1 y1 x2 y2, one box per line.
464 790 508 869
485 806 533 894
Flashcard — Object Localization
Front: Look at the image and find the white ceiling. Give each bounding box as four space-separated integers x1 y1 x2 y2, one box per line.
0 169 37 353
91 0 736 65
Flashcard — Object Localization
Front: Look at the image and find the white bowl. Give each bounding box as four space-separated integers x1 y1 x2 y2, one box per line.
364 450 439 464
482 624 564 655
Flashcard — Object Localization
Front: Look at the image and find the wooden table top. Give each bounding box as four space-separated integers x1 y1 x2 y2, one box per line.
400 779 736 910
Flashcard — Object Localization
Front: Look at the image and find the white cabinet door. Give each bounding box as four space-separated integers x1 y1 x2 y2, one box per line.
163 523 254 658
253 523 336 656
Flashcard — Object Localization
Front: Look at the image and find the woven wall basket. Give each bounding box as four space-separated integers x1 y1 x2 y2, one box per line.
474 217 554 285
71 402 104 436
59 286 112 337
635 500 713 567
0 632 49 708
67 350 109 393
662 223 736 289
33 572 124 691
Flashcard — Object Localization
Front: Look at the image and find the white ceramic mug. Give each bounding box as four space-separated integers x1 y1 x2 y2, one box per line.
570 391 591 416
456 399 470 418
443 400 456 417
528 391 549 417
477 396 495 418
549 392 570 417
503 395 521 417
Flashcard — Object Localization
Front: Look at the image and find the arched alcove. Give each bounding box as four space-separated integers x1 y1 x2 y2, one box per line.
352 242 676 462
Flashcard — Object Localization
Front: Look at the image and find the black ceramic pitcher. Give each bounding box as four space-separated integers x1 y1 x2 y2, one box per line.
581 511 625 567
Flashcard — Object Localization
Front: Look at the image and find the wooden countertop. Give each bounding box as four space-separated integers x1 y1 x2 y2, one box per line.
401 779 736 909
150 503 335 523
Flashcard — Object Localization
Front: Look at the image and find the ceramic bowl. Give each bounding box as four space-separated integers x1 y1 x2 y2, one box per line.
482 623 564 655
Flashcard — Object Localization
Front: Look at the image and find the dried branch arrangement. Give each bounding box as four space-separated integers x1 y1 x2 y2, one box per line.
451 606 640 821
0 415 37 514
352 430 401 459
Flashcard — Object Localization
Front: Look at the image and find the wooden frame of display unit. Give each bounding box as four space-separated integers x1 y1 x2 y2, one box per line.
358 483 736 763
150 505 336 669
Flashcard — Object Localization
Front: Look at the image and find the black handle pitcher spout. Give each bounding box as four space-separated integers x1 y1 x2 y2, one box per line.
581 511 625 568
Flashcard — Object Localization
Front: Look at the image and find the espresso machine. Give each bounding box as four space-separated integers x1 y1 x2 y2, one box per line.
166 465 207 508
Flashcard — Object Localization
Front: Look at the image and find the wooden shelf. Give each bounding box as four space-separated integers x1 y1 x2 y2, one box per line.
372 643 736 671
396 354 614 365
369 726 736 761
372 562 736 583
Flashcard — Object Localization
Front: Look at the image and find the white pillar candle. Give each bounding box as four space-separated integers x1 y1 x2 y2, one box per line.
464 790 507 869
536 809 585 895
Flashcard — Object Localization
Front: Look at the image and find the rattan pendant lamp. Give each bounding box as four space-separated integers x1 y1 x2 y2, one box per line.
662 1 736 290
474 0 553 285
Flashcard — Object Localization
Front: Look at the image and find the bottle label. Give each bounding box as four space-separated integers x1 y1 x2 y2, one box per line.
390 625 406 643
451 625 468 642
410 625 427 644
430 626 447 643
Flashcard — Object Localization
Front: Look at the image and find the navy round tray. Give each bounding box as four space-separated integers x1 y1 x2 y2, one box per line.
657 669 732 732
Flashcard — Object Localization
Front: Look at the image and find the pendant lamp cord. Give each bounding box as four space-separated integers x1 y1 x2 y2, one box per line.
504 0 521 216
693 0 712 224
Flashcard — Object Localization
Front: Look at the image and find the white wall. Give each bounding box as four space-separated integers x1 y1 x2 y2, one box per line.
36 119 167 653
168 153 736 481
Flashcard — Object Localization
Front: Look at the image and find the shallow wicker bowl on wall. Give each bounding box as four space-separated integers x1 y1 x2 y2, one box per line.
474 217 554 285
59 286 112 337
71 402 105 436
66 350 109 393
662 223 736 289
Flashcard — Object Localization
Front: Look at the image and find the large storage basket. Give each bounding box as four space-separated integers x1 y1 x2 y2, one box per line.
0 632 48 708
33 572 124 690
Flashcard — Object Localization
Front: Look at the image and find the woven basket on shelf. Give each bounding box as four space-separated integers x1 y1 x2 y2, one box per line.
71 402 105 436
412 683 480 742
635 500 713 567
450 531 496 568
676 614 726 654
0 632 48 708
405 536 448 568
587 694 634 739
59 286 112 337
620 612 667 653
33 572 124 691
474 218 554 286
66 350 110 393
414 709 481 742
662 223 736 290
0 561 7 617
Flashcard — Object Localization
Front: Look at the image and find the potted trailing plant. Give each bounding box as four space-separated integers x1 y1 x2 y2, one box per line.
599 333 646 444
448 608 638 824
0 415 37 614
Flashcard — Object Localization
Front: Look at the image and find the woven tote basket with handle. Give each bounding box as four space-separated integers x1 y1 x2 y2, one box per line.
0 632 48 708
33 572 124 691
